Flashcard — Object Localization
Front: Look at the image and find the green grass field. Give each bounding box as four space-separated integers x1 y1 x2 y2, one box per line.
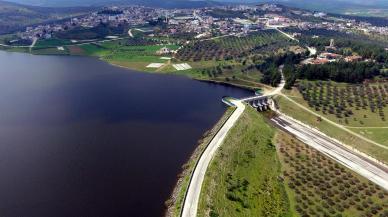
198 107 292 217
76 43 110 56
32 47 69 55
35 38 73 48
350 128 388 147
74 42 179 72
0 46 29 53
0 33 18 44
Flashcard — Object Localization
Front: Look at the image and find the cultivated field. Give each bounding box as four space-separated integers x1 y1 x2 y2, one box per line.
276 95 388 163
176 30 293 62
296 81 388 127
281 80 388 149
277 132 388 217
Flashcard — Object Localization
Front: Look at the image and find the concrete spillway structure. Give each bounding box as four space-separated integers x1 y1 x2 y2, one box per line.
222 97 239 107
245 96 270 112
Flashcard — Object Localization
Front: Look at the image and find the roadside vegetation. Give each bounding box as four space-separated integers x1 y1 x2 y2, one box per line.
275 95 388 163
277 131 388 217
198 107 292 217
281 80 388 148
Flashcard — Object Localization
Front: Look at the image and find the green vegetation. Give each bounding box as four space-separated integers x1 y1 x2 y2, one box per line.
296 81 388 126
169 30 301 89
188 61 268 90
198 107 292 217
294 29 388 48
55 23 128 40
101 44 179 71
176 30 293 62
76 43 111 56
0 1 93 35
277 132 388 217
295 62 384 84
276 95 388 162
32 47 69 55
259 52 306 87
165 108 236 217
35 38 73 48
1 28 299 91
59 38 179 71
0 46 29 53
351 128 388 147
280 80 388 151
274 29 387 90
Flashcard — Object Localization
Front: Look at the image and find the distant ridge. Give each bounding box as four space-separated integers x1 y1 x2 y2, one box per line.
3 0 224 8
0 0 95 34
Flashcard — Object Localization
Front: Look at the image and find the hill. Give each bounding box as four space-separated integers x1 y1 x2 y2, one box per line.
5 0 388 17
226 0 388 17
3 0 223 8
0 0 95 34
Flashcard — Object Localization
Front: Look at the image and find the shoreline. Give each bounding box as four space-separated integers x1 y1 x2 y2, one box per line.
0 47 268 92
106 60 268 92
164 107 236 217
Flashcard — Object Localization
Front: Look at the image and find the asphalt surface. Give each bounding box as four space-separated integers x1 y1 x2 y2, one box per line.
181 100 245 217
271 115 388 191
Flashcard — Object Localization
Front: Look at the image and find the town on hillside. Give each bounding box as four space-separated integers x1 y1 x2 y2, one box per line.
9 4 388 45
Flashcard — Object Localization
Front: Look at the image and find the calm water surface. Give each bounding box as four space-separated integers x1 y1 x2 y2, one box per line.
0 51 250 217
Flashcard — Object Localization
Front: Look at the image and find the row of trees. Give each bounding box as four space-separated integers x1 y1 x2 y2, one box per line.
176 31 293 62
296 62 382 83
298 81 388 122
279 138 388 217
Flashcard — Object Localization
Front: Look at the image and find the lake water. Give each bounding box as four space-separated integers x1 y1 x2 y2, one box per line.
0 51 251 217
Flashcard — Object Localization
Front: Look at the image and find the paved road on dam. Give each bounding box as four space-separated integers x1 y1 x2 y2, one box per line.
181 99 245 217
181 73 285 217
271 115 388 191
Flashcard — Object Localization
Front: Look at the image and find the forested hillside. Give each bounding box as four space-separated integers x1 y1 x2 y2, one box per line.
0 1 94 34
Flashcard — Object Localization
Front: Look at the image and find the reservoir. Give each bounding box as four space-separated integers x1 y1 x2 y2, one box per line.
0 51 250 217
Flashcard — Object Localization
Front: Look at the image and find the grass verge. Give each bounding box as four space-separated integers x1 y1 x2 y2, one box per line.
197 107 292 217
